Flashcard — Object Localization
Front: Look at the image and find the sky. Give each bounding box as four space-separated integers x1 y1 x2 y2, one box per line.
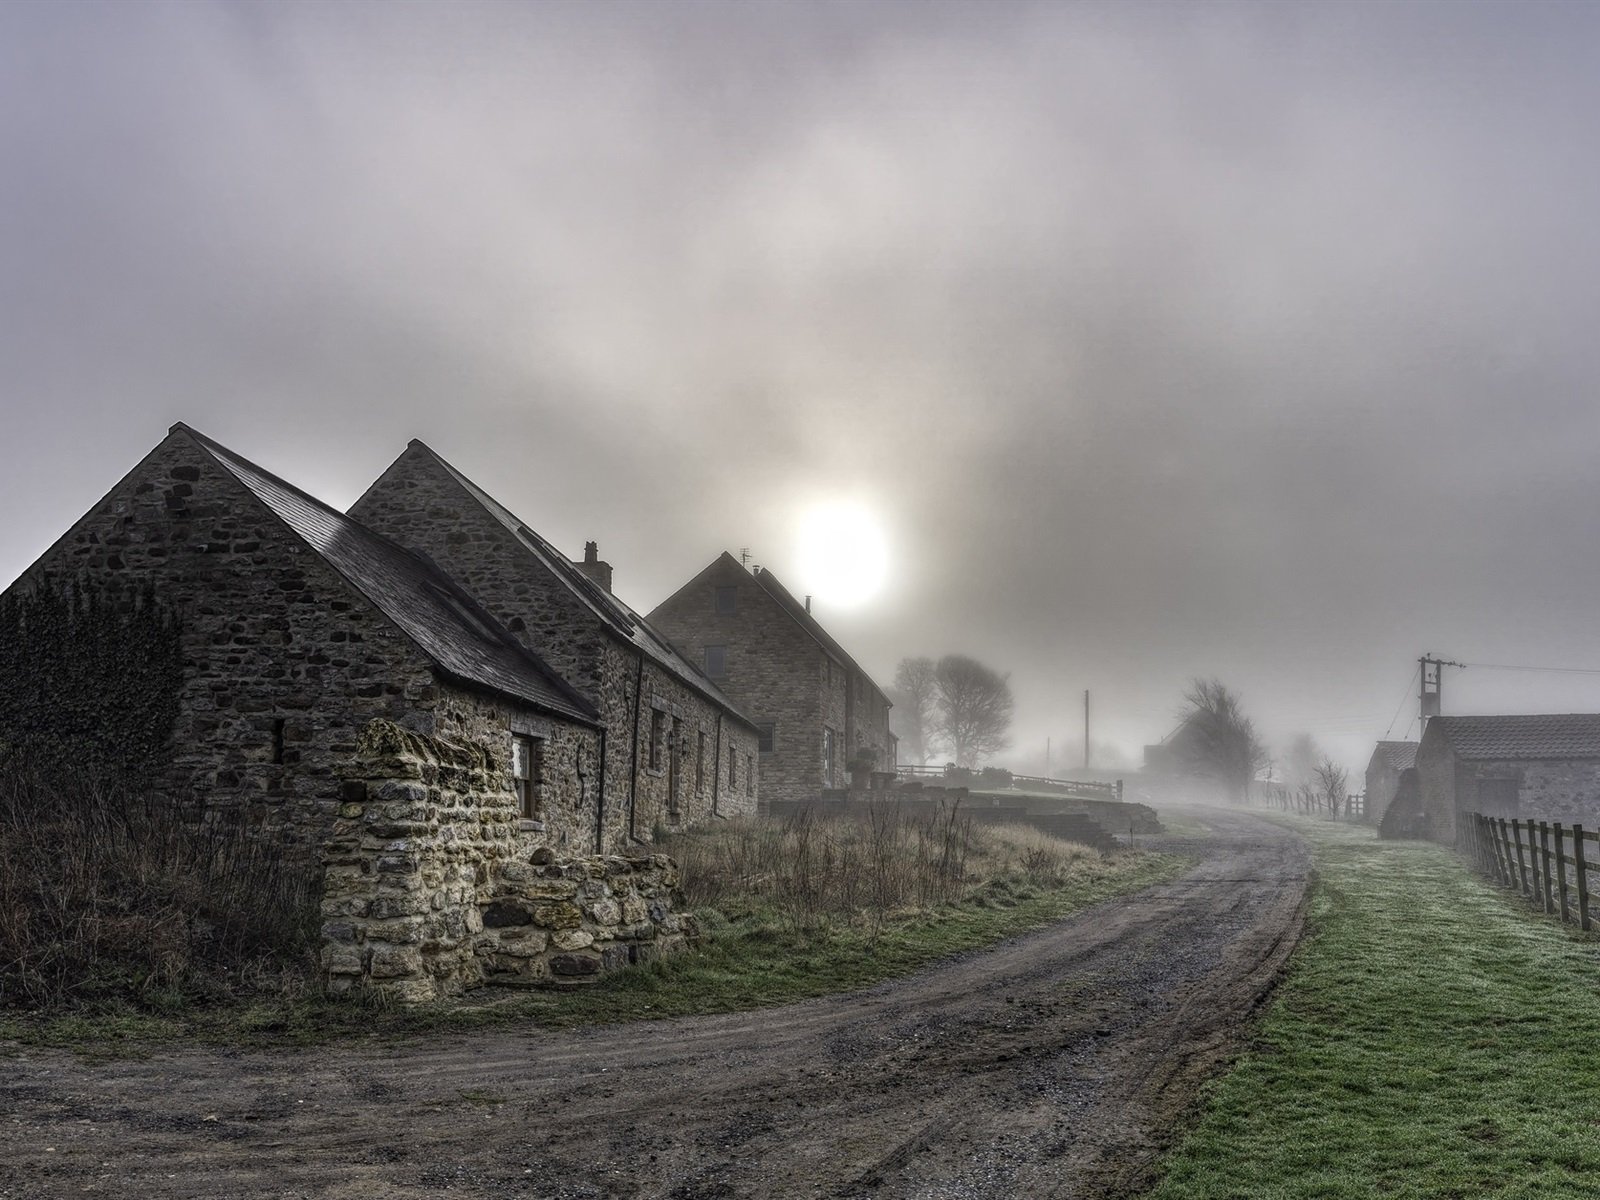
5 0 1600 775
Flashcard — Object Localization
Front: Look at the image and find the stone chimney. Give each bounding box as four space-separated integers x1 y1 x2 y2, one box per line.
575 540 613 593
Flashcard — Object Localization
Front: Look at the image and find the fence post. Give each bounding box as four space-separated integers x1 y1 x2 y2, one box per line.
1541 822 1556 914
1512 819 1530 897
1530 820 1545 908
1556 823 1571 924
1576 825 1592 932
1501 818 1516 889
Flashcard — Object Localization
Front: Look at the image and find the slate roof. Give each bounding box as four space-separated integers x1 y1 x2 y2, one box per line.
400 442 756 728
751 564 891 705
1369 741 1419 772
1427 714 1600 761
175 425 599 724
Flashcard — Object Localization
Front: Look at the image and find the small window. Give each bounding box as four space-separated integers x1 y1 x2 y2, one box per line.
714 586 737 615
757 722 775 753
747 753 754 791
650 709 666 772
512 735 544 819
729 744 737 789
823 727 837 788
697 731 707 793
272 718 286 765
705 645 728 679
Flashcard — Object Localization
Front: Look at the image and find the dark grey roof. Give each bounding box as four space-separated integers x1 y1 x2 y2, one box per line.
1369 741 1419 771
402 443 756 729
1428 714 1600 761
751 565 890 705
175 425 598 724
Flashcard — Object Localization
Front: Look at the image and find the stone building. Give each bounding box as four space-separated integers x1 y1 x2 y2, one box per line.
1362 740 1418 827
350 441 760 842
647 552 895 807
1415 714 1600 844
0 422 603 854
0 424 719 999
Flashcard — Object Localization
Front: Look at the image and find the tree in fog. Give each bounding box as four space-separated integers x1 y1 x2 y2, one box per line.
1174 678 1267 804
1314 757 1348 819
889 656 939 765
933 654 1014 768
1282 733 1324 789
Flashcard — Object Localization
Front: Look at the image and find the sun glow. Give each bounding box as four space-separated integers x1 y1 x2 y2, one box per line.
795 499 890 609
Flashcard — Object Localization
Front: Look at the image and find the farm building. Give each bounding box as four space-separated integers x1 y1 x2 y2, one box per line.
1362 740 1418 826
647 552 895 807
1414 714 1600 844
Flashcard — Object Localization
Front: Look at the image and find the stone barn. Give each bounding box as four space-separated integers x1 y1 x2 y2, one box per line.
647 552 895 807
0 425 704 1000
1362 740 1418 827
350 440 761 841
1415 714 1600 844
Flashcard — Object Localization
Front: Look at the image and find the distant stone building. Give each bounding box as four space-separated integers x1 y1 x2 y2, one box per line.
1362 740 1418 827
647 552 895 807
350 441 760 841
1415 714 1600 844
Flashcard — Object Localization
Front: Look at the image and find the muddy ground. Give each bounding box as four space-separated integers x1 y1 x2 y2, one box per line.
1 807 1309 1199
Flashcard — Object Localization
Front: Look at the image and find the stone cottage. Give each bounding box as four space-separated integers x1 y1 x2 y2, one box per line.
0 425 704 999
349 441 761 842
1414 713 1600 844
647 552 895 807
1362 740 1418 827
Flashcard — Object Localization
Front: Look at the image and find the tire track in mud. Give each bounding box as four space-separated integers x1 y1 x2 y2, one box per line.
1 807 1308 1200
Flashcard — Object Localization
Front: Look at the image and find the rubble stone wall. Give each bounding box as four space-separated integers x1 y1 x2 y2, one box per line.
324 718 689 1002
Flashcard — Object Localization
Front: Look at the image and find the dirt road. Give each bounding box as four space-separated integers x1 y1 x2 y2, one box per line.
2 808 1308 1199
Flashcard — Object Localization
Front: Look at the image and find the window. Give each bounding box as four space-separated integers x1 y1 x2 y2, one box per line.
756 722 775 753
729 744 737 789
705 645 728 679
714 586 737 615
696 731 707 793
512 735 544 819
823 727 837 788
649 709 666 772
272 718 285 765
747 753 754 792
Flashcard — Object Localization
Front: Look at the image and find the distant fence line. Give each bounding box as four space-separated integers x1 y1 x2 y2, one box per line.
1462 811 1595 932
894 764 1122 801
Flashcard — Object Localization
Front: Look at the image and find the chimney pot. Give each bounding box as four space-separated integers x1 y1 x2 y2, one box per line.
574 542 612 593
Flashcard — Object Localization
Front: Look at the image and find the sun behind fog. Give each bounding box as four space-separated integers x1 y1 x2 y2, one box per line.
795 499 890 609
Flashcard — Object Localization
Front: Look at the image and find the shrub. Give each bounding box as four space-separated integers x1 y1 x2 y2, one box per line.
0 765 322 1009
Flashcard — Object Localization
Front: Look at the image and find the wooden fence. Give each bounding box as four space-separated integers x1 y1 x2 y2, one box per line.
1462 811 1595 932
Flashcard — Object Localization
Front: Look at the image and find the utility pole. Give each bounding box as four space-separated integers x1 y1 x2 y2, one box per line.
1084 689 1091 771
1419 654 1464 727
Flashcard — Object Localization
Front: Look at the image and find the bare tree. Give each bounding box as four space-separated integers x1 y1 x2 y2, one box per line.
932 655 1014 769
888 656 939 766
1314 757 1348 820
1174 678 1267 805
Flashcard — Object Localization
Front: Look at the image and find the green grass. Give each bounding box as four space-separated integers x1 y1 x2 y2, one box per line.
0 850 1186 1056
1147 815 1600 1200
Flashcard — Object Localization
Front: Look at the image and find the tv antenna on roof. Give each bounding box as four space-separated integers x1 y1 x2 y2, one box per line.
740 547 752 568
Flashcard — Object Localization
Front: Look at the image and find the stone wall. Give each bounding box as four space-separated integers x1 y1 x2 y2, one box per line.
350 445 758 847
325 718 690 1002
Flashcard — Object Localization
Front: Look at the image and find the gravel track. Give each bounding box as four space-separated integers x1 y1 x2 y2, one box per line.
1 807 1309 1199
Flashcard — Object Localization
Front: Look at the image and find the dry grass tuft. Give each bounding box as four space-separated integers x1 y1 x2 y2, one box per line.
661 803 1107 930
0 765 322 1009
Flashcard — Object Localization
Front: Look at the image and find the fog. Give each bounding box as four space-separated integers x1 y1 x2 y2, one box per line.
5 0 1600 772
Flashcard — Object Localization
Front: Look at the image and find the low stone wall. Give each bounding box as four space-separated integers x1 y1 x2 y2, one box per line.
480 848 689 985
322 719 690 1003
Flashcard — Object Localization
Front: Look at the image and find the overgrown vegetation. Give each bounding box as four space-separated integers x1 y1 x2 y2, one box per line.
1149 817 1600 1199
0 579 183 785
1 806 1184 1053
0 766 321 1010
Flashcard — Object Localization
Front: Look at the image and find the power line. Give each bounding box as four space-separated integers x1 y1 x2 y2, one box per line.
1462 661 1600 676
1384 662 1421 739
